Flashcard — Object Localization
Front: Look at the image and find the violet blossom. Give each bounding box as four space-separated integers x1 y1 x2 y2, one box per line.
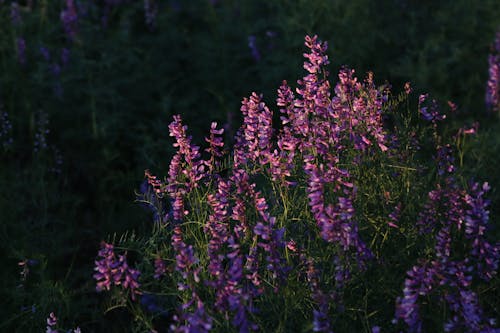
486 31 500 112
46 312 57 333
169 224 214 332
93 241 141 300
10 2 21 26
248 35 260 62
153 257 167 279
204 122 225 174
60 0 79 41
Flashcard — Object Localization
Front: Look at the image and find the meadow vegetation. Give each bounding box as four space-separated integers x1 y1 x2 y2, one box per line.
1 1 500 332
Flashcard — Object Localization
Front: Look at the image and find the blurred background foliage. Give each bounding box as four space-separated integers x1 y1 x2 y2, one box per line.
1 0 500 331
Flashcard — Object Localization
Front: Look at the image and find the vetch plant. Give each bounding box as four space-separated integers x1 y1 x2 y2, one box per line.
93 35 500 332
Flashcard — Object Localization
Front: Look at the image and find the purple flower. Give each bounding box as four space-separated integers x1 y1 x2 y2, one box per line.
435 144 455 176
171 298 213 333
168 115 204 191
144 169 165 197
204 122 225 173
172 226 200 282
302 256 333 333
418 96 446 124
46 312 57 333
397 177 499 331
164 115 209 224
141 294 169 316
136 178 165 223
395 263 435 333
205 178 258 331
304 159 371 265
153 257 167 279
486 31 500 112
60 0 78 41
205 179 230 283
144 0 158 30
94 242 122 292
388 203 401 228
404 82 412 95
236 93 272 162
464 182 500 280
303 35 329 75
120 257 141 298
10 2 22 26
296 35 331 127
248 35 260 62
313 303 332 333
93 242 141 299
16 37 26 65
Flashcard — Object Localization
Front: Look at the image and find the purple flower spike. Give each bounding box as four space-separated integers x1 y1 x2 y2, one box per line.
154 257 167 279
435 144 455 176
60 0 78 41
248 35 261 62
204 122 225 173
398 174 499 332
144 0 158 30
419 99 446 124
93 242 141 299
168 114 204 192
16 37 26 65
486 31 500 112
303 35 329 75
10 2 22 26
395 264 435 333
464 182 500 280
171 297 213 333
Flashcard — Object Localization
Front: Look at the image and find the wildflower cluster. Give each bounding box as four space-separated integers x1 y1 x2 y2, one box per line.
394 113 500 332
93 35 500 332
